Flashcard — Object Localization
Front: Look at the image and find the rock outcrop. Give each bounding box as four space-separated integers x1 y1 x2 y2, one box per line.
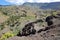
8 14 60 40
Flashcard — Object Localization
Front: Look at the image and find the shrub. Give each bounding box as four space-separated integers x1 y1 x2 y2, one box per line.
52 12 57 16
0 24 4 30
0 31 15 40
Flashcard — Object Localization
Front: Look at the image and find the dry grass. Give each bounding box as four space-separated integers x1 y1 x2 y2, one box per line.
0 12 9 24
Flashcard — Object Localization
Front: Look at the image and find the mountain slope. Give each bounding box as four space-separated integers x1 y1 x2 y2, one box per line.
41 2 60 10
23 2 60 10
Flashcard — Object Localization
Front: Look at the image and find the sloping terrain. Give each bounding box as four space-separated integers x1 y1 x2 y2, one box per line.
7 25 60 40
0 5 60 40
23 2 60 10
7 15 60 40
0 12 9 24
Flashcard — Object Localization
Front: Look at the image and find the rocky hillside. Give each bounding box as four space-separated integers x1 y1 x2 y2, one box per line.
0 5 60 40
8 13 60 40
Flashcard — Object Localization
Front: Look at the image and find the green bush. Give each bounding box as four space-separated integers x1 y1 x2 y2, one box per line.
0 31 15 40
0 24 4 30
